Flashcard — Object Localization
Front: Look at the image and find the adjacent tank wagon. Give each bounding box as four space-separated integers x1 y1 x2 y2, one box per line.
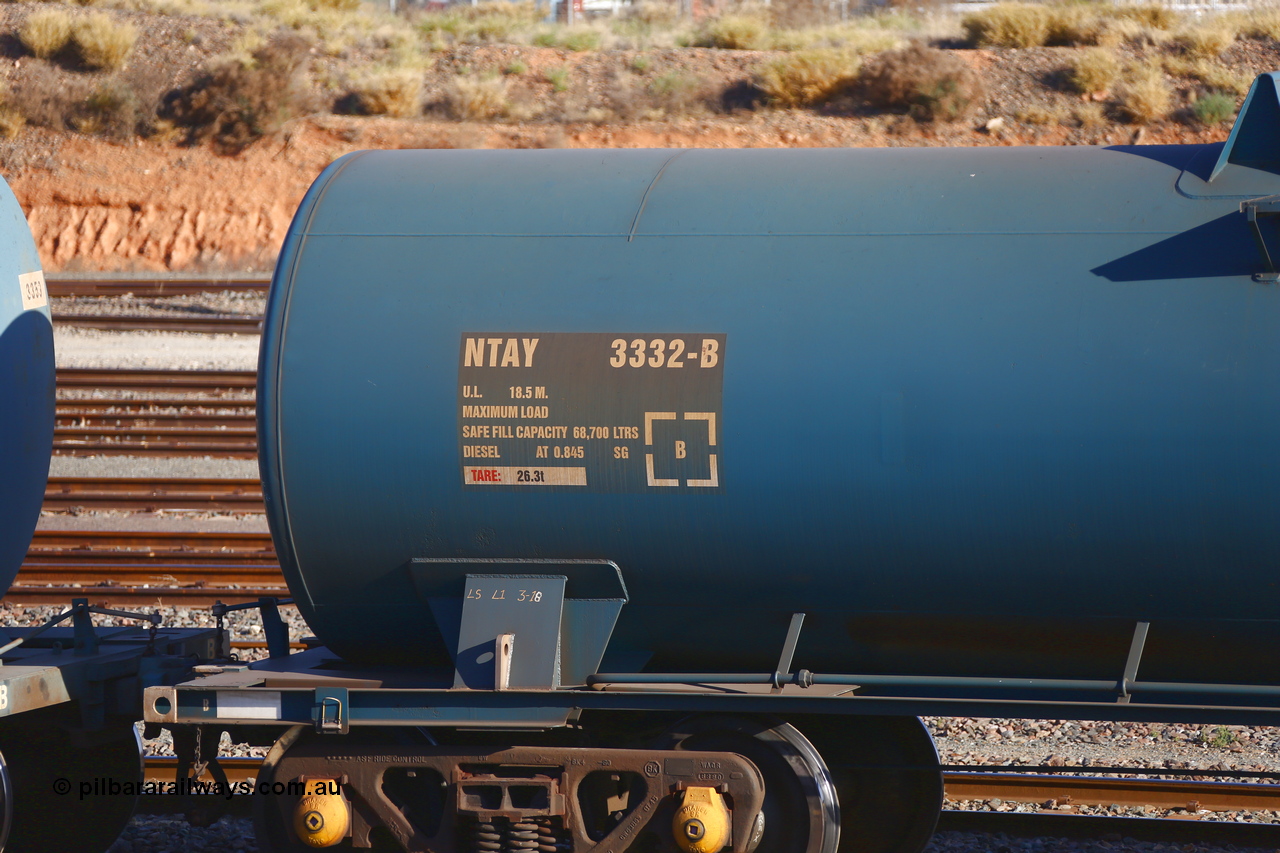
155 70 1280 853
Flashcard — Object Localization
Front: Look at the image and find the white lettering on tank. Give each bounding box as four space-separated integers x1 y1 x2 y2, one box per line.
464 338 485 367
522 338 539 367
487 338 503 367
501 338 520 367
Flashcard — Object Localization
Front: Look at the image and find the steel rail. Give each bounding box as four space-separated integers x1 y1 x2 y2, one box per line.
47 277 270 298
56 368 256 393
5 584 287 606
29 530 274 552
43 478 264 512
52 314 263 334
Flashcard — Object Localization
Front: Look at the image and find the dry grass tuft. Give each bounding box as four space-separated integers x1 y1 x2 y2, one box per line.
347 69 422 117
1116 63 1172 123
446 74 509 120
1068 46 1120 95
754 47 859 107
20 9 72 60
1015 102 1065 125
1074 100 1108 129
1172 24 1235 58
418 2 542 46
696 13 771 49
962 3 1050 48
0 107 24 140
72 13 137 71
863 43 984 122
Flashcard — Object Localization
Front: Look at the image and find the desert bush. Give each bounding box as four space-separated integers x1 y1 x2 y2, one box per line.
696 13 771 49
7 61 76 129
20 9 72 60
72 13 137 71
310 0 360 10
962 3 1050 48
1045 4 1105 45
532 26 602 51
1116 64 1171 123
1068 46 1120 95
447 75 509 120
71 78 141 138
862 43 983 122
418 2 541 45
753 47 859 107
1192 91 1236 125
609 69 708 119
347 69 421 117
161 33 314 151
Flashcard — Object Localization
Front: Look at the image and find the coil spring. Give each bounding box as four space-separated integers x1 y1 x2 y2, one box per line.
468 817 572 853
473 822 502 853
531 816 570 853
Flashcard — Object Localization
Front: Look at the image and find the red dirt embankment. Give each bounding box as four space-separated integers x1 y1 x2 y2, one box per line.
7 113 1229 273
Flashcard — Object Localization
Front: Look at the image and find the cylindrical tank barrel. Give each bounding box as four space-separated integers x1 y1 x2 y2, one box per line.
0 178 52 592
260 147 1280 682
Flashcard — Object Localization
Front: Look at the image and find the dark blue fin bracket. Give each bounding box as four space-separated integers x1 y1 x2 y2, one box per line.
1211 72 1280 182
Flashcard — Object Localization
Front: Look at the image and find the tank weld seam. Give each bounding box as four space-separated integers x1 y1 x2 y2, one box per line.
628 151 687 243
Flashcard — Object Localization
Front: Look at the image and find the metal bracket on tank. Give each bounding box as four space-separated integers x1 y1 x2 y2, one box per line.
410 559 628 690
1240 196 1280 281
1117 621 1150 704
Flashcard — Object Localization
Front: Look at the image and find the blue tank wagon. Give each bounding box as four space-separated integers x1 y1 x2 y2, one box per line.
0 177 221 853
149 70 1280 853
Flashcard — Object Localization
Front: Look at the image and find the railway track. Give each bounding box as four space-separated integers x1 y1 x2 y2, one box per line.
47 277 270 298
57 368 256 394
53 314 263 334
55 369 257 457
13 530 284 605
44 478 264 512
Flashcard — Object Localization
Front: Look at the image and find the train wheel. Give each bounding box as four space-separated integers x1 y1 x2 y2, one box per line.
0 714 142 853
653 715 840 853
801 716 942 853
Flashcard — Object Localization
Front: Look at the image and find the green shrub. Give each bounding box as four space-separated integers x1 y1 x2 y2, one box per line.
863 43 984 122
962 3 1050 48
754 48 859 107
532 26 602 51
1192 91 1236 125
72 13 137 71
20 9 72 60
545 65 570 92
